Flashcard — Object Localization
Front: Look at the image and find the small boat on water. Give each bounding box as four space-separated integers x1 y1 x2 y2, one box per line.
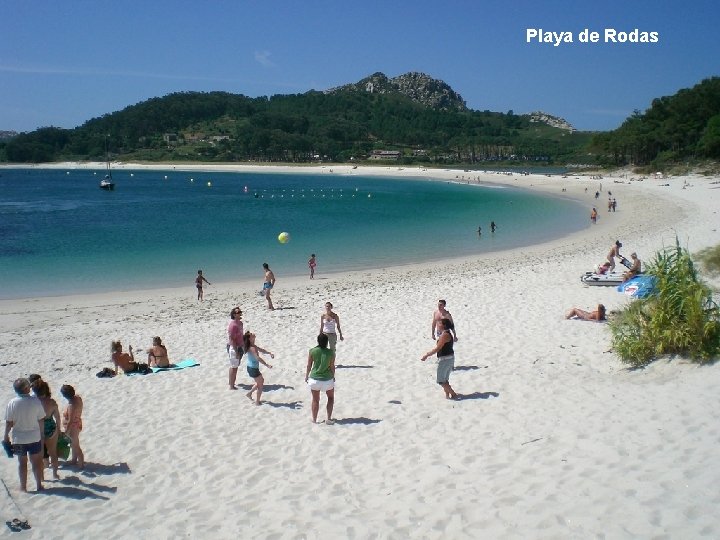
99 175 114 190
99 136 115 190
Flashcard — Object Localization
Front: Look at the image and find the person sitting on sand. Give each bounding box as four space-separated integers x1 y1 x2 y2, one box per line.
420 318 459 400
305 333 336 424
60 385 84 469
565 304 607 322
32 381 61 480
147 336 170 368
243 331 274 405
111 341 139 374
623 252 642 282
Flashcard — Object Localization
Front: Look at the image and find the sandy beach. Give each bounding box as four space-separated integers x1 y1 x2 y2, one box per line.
1 164 719 538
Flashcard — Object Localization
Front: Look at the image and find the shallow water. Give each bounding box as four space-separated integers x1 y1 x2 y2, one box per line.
0 168 587 298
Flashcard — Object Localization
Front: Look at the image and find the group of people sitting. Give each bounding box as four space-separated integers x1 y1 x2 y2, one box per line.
111 336 171 375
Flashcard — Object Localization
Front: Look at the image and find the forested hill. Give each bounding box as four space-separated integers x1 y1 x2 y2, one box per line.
1 71 587 165
591 76 720 167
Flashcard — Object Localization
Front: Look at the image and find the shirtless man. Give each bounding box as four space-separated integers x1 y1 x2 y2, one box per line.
431 300 458 342
606 240 622 273
111 341 137 374
262 263 275 310
623 252 642 281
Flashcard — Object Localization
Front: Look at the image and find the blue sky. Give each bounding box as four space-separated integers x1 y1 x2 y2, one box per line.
2 0 718 133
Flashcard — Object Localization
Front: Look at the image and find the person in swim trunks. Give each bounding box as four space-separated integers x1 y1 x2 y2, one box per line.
262 263 275 310
431 300 458 341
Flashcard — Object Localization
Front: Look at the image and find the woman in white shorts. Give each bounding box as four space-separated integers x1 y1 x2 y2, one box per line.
305 333 336 424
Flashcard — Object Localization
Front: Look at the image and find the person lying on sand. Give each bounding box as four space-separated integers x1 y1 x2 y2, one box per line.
565 304 606 322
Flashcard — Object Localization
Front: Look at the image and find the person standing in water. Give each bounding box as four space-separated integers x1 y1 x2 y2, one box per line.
262 263 275 310
195 270 211 301
490 221 497 233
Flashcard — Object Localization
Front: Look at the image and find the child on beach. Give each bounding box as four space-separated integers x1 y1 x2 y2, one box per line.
308 254 317 279
195 270 211 301
243 331 274 405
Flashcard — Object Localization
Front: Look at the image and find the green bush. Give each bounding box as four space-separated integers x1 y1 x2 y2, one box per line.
610 238 720 367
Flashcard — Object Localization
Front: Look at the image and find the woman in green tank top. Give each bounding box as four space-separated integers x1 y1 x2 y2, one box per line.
305 333 336 424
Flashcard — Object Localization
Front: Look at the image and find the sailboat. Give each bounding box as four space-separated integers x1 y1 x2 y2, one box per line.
100 136 115 190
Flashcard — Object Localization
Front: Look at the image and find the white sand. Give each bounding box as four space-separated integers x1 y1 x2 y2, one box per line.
1 164 719 538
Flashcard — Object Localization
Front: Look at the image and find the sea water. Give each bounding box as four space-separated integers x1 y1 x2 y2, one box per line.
0 168 587 299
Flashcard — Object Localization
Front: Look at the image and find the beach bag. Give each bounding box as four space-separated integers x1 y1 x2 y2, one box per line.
57 434 71 460
96 367 116 378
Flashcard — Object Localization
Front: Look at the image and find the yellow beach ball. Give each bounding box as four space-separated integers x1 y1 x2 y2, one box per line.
278 232 290 244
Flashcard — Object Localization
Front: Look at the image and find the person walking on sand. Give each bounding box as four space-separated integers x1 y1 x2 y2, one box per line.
227 307 244 390
420 319 459 400
32 381 61 480
243 331 274 405
431 300 458 341
3 378 45 492
262 263 275 310
60 385 84 469
590 207 598 224
320 302 344 353
308 254 317 279
606 240 622 273
195 270 211 301
305 333 336 424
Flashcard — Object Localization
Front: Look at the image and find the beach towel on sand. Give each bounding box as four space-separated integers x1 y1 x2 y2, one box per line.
151 358 200 373
127 359 200 376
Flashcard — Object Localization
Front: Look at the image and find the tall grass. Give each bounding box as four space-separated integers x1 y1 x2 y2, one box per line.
610 238 720 367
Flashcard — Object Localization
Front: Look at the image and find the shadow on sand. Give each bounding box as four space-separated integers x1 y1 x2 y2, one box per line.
457 391 500 401
333 417 382 426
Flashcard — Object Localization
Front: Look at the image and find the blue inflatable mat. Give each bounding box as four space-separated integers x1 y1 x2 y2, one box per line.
617 275 657 298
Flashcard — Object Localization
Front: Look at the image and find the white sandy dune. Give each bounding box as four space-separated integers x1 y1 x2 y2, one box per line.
1 165 719 539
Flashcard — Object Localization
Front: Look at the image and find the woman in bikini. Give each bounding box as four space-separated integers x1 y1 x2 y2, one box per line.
60 385 84 469
147 336 170 368
32 381 61 480
565 304 607 321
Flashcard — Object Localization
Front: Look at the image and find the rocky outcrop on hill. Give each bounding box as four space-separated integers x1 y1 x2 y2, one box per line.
527 111 575 132
327 72 467 112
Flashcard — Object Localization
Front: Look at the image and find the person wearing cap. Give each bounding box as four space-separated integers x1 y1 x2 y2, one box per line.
606 240 622 273
3 378 45 492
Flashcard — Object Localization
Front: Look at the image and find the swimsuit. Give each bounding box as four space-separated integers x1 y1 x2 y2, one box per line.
63 408 83 432
263 282 273 290
43 416 56 438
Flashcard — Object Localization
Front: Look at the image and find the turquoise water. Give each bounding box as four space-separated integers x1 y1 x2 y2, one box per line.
0 168 587 298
